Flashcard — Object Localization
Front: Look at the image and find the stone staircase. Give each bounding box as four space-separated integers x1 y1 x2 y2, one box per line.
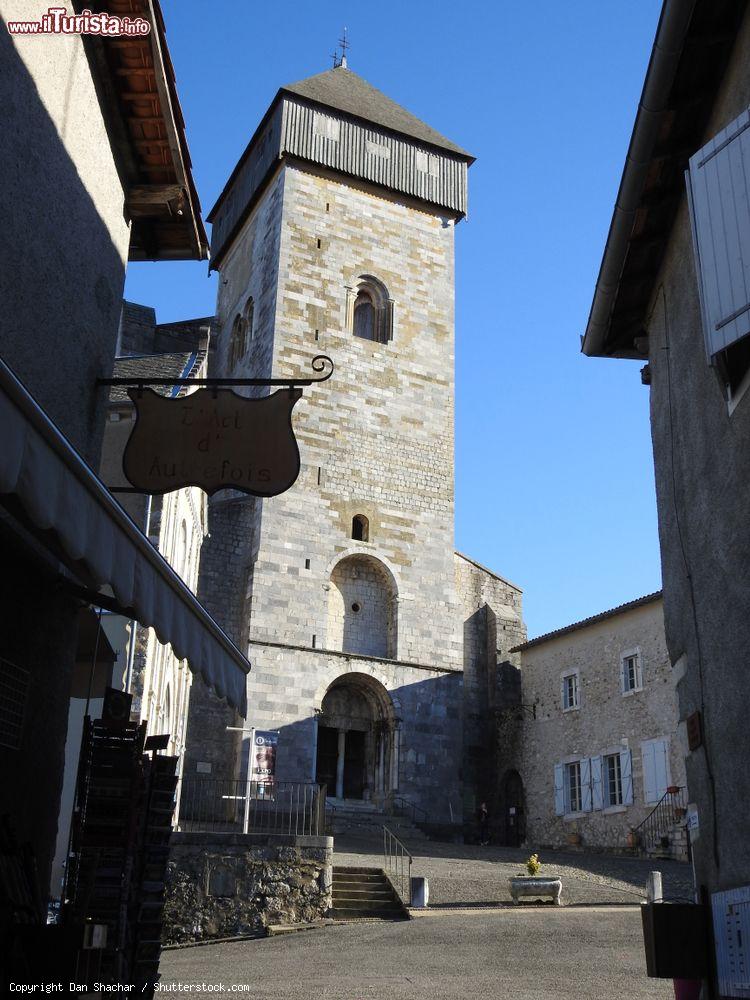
326 799 430 844
643 821 690 863
331 866 407 920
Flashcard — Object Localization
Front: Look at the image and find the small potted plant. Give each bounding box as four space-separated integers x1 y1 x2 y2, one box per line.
526 853 541 876
626 827 640 850
508 854 562 905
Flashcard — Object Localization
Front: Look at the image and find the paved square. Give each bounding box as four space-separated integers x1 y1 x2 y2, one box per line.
159 907 673 999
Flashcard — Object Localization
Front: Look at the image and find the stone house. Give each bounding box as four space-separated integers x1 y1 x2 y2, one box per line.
511 593 686 853
183 61 527 831
0 0 249 916
581 0 750 993
100 303 213 758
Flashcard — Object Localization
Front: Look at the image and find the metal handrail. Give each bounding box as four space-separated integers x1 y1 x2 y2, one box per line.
631 785 687 854
179 778 327 836
390 795 428 826
383 825 412 906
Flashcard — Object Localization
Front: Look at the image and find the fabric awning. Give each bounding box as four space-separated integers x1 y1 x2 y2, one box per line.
0 357 248 715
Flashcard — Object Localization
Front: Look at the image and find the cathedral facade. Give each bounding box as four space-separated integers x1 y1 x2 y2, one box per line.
185 63 525 828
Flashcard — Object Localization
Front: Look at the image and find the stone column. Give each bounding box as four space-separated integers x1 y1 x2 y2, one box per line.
336 729 346 799
390 726 400 792
311 713 319 783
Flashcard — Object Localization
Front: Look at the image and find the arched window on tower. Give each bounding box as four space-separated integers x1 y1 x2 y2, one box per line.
243 296 255 342
348 276 393 344
352 515 369 542
228 314 246 368
353 290 375 341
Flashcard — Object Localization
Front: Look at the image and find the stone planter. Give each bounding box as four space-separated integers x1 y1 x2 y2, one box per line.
509 875 562 905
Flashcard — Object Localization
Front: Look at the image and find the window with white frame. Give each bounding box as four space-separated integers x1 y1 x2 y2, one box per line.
555 758 593 816
604 752 623 806
561 671 579 711
621 649 643 694
591 748 634 810
565 760 581 813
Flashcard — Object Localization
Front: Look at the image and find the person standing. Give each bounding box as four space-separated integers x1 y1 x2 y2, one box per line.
477 801 490 845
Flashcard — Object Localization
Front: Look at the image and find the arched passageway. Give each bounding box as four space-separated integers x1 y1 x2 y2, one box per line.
315 672 399 804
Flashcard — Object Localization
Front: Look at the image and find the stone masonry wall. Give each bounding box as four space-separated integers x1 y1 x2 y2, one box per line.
231 163 462 671
454 553 526 829
517 598 685 851
164 833 333 943
328 555 397 658
238 644 463 824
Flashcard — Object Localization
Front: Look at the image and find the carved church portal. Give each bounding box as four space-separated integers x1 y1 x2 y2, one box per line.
315 673 398 804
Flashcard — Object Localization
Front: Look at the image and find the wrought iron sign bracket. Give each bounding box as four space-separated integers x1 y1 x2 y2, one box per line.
99 356 334 497
97 354 334 394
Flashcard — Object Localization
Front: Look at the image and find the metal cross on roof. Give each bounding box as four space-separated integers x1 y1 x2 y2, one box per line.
338 26 350 66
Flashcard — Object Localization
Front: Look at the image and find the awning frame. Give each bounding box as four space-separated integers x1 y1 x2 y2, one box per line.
0 356 249 715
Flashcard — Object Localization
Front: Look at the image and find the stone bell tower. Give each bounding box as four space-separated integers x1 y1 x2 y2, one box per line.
186 62 487 824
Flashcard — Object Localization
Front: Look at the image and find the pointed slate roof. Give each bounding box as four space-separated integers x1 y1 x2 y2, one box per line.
281 65 473 160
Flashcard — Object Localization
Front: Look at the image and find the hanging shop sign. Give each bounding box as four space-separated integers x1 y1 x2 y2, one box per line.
101 355 333 498
123 386 302 496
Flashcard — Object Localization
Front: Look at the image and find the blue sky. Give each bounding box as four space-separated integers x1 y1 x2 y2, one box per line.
125 0 664 638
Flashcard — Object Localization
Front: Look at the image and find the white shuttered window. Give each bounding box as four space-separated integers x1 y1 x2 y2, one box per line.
687 108 750 363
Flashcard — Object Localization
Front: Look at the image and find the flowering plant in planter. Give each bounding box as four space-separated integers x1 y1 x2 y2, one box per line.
509 853 562 904
526 853 541 876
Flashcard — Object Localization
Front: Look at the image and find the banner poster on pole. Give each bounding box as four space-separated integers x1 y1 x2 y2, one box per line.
252 730 279 797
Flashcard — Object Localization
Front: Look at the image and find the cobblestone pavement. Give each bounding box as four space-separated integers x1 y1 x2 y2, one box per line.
334 834 694 907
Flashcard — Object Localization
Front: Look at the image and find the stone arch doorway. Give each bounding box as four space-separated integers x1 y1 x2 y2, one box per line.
502 769 525 847
315 672 398 805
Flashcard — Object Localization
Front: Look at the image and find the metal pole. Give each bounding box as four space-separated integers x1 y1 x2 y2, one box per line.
243 728 255 834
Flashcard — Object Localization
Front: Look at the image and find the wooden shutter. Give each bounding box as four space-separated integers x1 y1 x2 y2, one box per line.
654 739 671 800
554 763 565 815
641 739 669 804
620 748 634 805
580 757 592 812
591 755 603 810
687 108 750 360
642 741 657 803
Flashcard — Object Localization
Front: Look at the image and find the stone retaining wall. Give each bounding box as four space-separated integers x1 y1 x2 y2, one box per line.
163 832 333 944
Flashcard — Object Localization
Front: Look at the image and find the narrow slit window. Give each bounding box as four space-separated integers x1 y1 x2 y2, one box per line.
352 515 369 542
